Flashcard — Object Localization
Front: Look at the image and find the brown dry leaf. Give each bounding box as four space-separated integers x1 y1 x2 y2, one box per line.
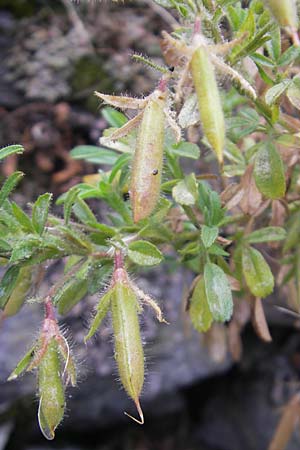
228 321 242 362
102 111 143 142
160 30 188 67
252 297 272 342
228 275 241 291
220 182 243 210
203 323 227 364
94 92 148 110
239 165 263 215
271 200 287 228
268 393 300 450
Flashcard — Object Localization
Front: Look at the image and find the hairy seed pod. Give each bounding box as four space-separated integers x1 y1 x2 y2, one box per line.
111 269 144 418
254 143 286 199
38 339 65 440
190 46 225 163
4 266 32 317
131 88 166 223
266 0 298 30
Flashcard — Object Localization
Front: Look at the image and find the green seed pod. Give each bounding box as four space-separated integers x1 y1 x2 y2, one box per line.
131 89 166 223
190 46 225 163
111 269 144 419
242 246 274 298
38 339 65 440
3 266 32 317
189 276 213 332
266 0 298 30
254 143 286 199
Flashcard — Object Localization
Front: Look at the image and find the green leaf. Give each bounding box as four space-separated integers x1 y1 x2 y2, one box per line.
11 202 34 232
7 346 35 381
169 142 200 160
10 236 42 263
101 107 127 128
189 276 213 332
62 186 79 225
254 143 286 199
172 174 198 206
204 262 233 322
242 246 274 298
245 227 286 244
278 46 300 66
208 243 230 257
54 268 88 315
84 289 113 341
72 197 97 225
201 225 219 249
32 193 52 235
287 76 300 110
0 172 24 207
0 266 20 309
70 146 119 165
0 145 24 161
265 80 291 105
87 260 113 295
128 240 163 266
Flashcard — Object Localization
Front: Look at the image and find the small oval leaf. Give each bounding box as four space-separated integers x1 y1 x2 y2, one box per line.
242 246 274 298
204 263 233 322
128 241 163 266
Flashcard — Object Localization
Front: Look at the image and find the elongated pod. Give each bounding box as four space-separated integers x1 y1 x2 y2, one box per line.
131 88 166 223
266 0 298 30
111 269 144 421
38 339 65 440
190 46 225 163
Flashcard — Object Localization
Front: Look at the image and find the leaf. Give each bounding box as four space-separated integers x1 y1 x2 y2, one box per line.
128 240 163 266
0 144 24 161
178 94 199 128
7 346 35 381
201 225 219 248
172 174 198 206
55 277 88 315
204 262 233 322
87 260 113 295
70 146 119 165
265 80 291 105
242 246 274 298
11 201 34 232
0 172 24 206
278 45 300 66
252 297 272 342
84 289 113 341
72 197 97 225
10 236 42 263
287 76 300 110
32 193 52 235
169 142 201 160
101 106 128 127
62 186 79 225
0 266 20 309
245 227 286 244
189 276 213 332
254 144 286 199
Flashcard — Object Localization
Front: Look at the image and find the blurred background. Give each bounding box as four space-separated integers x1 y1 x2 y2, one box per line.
0 1 300 449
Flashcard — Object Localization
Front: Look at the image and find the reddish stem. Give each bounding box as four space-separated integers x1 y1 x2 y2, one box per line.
114 250 124 270
158 77 168 92
44 296 56 321
193 17 201 35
